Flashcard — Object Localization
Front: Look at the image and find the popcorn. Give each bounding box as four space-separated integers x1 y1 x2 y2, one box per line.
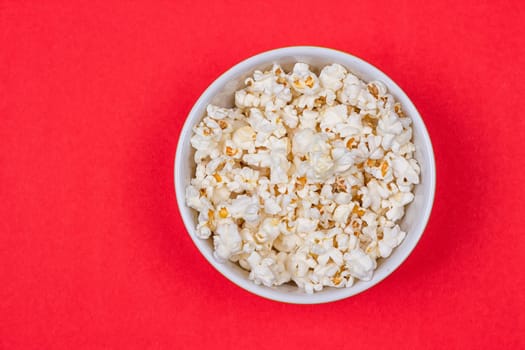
289 63 321 95
378 225 406 258
319 63 347 91
213 219 243 262
281 105 299 128
268 136 290 184
264 197 281 215
299 110 319 130
227 195 260 222
391 155 420 185
210 185 230 205
232 125 256 151
344 248 377 281
246 252 276 287
186 63 420 293
186 185 210 212
333 204 354 224
296 218 318 233
292 129 315 155
320 105 347 132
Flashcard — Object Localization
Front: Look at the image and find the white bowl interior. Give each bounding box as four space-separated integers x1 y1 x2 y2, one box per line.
175 47 435 304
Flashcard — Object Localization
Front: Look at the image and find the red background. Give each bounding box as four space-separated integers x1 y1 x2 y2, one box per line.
2 0 524 348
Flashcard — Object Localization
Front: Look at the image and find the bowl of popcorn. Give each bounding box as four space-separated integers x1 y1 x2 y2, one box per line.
175 46 435 304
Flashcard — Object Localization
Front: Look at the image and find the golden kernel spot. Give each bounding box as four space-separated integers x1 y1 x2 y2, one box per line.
213 173 222 182
203 128 211 136
246 79 253 86
381 161 388 177
305 76 315 88
225 146 237 156
377 231 384 240
332 276 342 285
352 206 366 217
314 96 326 106
208 209 215 222
275 68 282 75
218 120 228 129
364 172 373 185
277 77 287 85
346 137 355 149
366 159 375 167
297 176 307 186
293 79 301 87
219 207 228 218
356 162 364 170
394 103 405 117
347 105 361 114
333 176 347 193
353 231 360 236
199 188 207 196
368 84 379 98
309 252 319 260
362 114 378 129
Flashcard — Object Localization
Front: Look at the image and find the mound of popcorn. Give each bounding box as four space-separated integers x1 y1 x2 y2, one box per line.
186 63 420 293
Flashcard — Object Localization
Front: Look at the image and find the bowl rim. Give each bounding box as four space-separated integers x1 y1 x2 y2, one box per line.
174 45 436 304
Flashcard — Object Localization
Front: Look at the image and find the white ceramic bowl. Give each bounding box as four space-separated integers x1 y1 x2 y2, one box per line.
175 46 436 304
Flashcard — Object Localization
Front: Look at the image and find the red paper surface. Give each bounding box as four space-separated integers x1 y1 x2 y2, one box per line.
1 1 524 348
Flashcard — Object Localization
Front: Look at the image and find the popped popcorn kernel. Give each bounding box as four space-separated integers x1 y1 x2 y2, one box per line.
186 62 419 293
